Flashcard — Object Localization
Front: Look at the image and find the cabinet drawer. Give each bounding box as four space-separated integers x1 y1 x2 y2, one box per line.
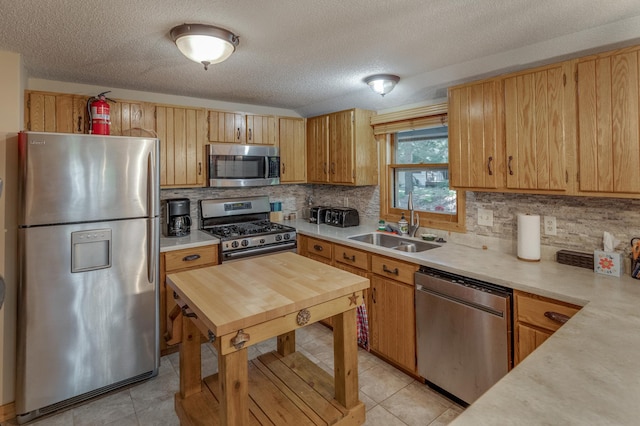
164 245 217 273
334 244 369 270
515 291 580 333
305 237 332 260
371 255 418 285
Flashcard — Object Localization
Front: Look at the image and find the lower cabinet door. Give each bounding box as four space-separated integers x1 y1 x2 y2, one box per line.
515 323 551 364
370 275 417 373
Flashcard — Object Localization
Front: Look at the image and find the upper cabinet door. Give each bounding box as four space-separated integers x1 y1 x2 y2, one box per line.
246 114 277 145
577 47 640 194
26 92 89 133
306 115 330 183
157 106 207 188
208 110 246 143
448 80 502 189
279 117 306 183
504 61 573 192
329 110 355 184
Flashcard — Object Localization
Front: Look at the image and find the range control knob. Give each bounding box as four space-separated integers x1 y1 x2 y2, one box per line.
284 233 291 240
231 241 239 248
241 239 249 247
259 238 266 244
275 235 283 241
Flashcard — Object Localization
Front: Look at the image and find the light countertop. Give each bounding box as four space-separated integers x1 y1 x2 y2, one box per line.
291 218 640 425
160 230 219 252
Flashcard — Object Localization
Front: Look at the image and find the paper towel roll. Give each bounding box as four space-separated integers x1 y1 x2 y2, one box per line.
517 214 541 261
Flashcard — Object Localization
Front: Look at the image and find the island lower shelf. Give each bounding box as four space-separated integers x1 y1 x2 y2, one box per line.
175 350 366 426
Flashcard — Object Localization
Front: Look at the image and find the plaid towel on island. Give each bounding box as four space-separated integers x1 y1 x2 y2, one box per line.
356 303 370 351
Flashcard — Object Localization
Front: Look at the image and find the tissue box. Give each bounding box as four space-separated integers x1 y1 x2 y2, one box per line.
594 251 623 277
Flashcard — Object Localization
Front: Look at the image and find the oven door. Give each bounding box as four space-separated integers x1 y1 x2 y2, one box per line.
221 241 297 263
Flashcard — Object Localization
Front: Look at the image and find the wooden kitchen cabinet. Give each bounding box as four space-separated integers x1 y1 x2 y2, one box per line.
109 100 156 137
208 110 277 145
246 114 277 145
369 254 419 374
25 91 89 133
302 235 333 264
306 108 378 186
25 90 155 136
279 117 306 183
160 245 218 355
503 61 574 192
208 110 245 143
513 290 580 365
156 106 207 188
577 45 640 195
306 114 330 183
332 245 371 329
448 79 503 189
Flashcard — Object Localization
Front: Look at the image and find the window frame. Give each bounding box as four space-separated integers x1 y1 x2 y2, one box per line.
374 104 466 233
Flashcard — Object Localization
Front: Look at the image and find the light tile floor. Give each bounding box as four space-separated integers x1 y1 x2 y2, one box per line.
8 323 463 426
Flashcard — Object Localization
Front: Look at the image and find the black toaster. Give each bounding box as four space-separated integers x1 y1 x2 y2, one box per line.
326 207 359 227
309 206 330 224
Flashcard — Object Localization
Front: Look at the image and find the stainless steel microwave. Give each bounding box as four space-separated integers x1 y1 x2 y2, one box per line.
206 144 280 187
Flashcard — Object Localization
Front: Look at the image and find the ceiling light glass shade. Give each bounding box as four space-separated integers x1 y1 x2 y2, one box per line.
364 74 400 96
170 24 239 70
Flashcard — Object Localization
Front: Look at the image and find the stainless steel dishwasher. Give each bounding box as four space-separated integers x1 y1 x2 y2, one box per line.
415 266 512 404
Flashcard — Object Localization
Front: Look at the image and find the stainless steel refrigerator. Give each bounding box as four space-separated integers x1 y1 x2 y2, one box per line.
16 132 160 423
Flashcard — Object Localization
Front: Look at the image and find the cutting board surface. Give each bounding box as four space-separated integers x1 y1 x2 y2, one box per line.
167 252 369 336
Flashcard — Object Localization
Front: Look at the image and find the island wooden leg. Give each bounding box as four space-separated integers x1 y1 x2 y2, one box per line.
277 330 296 356
218 348 249 426
333 307 359 409
179 316 201 398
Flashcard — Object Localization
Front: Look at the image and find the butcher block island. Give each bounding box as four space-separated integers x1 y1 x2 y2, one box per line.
166 252 370 426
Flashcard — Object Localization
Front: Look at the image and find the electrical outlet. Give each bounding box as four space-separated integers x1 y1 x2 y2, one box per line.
544 216 557 236
477 208 493 227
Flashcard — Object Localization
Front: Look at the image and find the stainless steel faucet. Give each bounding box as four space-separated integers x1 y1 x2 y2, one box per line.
407 191 420 237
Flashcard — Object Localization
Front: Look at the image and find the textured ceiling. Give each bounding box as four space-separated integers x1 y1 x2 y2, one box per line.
2 0 640 117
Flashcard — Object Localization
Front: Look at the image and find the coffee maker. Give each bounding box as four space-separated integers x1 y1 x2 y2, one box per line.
165 198 191 237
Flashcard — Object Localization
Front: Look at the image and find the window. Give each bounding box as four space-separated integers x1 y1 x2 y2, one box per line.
393 126 456 215
373 103 465 232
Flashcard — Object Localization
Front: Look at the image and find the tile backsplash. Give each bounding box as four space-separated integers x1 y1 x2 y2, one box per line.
162 184 640 258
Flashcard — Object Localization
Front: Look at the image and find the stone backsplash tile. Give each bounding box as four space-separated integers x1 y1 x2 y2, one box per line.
161 184 640 257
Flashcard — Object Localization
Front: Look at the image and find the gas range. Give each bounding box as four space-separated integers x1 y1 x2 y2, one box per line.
199 196 296 263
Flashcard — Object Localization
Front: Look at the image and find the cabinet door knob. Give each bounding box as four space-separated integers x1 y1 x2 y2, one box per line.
487 156 493 176
248 128 252 140
313 244 323 252
237 128 241 140
508 155 514 175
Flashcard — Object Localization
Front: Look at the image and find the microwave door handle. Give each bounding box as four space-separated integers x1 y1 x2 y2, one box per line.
264 156 269 178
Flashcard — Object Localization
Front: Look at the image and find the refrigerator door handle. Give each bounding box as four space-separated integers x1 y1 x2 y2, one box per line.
147 152 156 218
147 220 155 285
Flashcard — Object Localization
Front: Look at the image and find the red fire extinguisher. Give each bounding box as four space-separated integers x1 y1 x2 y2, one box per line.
87 91 115 135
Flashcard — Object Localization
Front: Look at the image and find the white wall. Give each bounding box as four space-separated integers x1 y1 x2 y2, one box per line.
0 50 23 405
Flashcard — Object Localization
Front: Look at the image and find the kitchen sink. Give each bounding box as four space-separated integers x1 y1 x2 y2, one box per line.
347 233 440 253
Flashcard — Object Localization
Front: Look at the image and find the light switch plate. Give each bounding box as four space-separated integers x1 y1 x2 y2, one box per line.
478 208 493 227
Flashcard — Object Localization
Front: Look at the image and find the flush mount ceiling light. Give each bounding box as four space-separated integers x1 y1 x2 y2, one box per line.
170 23 239 70
364 74 400 96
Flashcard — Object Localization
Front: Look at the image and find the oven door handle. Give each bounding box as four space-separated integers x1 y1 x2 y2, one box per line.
223 242 297 261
